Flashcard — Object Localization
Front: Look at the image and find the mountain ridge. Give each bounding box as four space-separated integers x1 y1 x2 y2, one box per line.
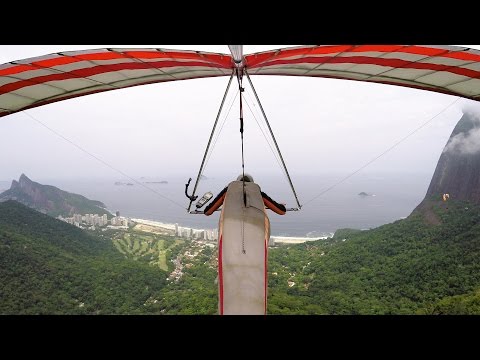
0 174 111 217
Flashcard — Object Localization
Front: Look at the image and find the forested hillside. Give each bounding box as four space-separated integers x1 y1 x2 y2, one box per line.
0 201 166 314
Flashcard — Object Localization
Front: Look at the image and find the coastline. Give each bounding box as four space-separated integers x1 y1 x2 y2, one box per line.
130 218 177 231
130 217 333 243
271 235 332 244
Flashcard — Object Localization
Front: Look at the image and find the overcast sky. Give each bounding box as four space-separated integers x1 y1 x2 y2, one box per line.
1 45 479 185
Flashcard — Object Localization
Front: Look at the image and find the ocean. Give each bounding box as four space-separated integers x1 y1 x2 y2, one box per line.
0 172 431 237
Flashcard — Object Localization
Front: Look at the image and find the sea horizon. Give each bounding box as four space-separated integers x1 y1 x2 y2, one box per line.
0 171 431 237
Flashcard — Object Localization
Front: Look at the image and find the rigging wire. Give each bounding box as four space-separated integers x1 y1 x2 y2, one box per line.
244 86 284 167
237 70 247 206
187 71 235 211
234 68 248 253
22 110 186 209
243 95 288 181
245 87 270 136
303 97 462 206
203 89 239 171
244 86 301 209
244 70 302 209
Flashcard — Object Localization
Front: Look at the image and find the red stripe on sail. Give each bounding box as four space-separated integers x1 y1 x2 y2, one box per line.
0 73 227 118
249 56 480 79
264 236 268 315
218 235 224 315
245 45 480 68
0 60 229 95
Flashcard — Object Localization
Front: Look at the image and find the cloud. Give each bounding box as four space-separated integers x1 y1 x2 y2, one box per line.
460 101 480 123
444 123 480 155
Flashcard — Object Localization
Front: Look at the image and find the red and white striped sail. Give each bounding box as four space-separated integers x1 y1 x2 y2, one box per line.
0 48 232 117
244 45 480 101
1 45 479 118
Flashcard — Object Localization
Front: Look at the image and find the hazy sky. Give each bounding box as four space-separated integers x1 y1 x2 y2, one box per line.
1 45 479 185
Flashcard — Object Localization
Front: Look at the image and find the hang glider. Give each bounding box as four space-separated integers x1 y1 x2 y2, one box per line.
1 45 479 118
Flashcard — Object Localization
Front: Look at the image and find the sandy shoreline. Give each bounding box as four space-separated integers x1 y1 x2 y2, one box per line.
130 217 332 242
130 218 177 231
271 235 332 244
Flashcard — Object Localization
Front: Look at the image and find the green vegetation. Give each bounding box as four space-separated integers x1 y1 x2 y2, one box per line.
0 201 165 314
156 240 218 314
111 230 182 271
267 199 480 314
113 228 218 314
421 289 480 314
3 197 480 314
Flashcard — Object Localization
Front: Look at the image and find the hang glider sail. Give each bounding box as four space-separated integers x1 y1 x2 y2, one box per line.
0 48 233 117
244 45 480 100
1 45 479 118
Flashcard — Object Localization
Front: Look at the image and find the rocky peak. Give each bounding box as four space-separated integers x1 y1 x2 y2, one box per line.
424 112 480 204
10 179 19 190
19 173 31 185
17 174 34 190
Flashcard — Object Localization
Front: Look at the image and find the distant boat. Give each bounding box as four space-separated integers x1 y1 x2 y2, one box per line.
115 181 134 186
358 192 375 197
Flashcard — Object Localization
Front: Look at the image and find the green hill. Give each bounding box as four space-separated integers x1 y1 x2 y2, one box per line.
100 198 480 314
267 199 480 314
0 174 111 217
3 197 480 314
0 200 167 314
